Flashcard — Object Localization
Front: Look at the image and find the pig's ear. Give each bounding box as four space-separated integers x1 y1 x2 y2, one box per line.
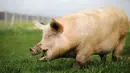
32 21 46 30
50 19 63 33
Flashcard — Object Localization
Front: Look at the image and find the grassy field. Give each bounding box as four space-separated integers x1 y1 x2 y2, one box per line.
0 24 130 73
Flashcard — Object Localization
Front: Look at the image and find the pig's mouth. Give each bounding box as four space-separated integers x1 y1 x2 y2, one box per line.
30 45 49 61
30 49 48 61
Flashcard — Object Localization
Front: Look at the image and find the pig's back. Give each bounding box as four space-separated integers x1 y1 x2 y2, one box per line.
78 6 129 39
55 6 129 41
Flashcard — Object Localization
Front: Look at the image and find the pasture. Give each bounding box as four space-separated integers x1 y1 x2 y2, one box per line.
0 24 130 73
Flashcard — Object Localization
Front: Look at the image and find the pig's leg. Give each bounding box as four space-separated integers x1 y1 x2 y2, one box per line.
112 35 126 61
73 49 93 68
72 40 95 68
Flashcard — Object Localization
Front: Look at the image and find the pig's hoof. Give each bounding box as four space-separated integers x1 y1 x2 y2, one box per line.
39 56 47 62
72 61 82 69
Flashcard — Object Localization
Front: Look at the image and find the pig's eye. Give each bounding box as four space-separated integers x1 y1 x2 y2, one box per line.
45 35 51 39
47 35 50 38
39 44 42 46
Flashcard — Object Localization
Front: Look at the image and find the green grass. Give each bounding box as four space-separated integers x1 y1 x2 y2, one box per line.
0 28 130 73
0 20 36 29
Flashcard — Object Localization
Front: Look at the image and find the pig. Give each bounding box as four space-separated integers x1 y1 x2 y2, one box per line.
30 6 130 68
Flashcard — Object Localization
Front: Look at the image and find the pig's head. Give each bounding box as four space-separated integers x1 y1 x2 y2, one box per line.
30 19 70 61
30 21 47 55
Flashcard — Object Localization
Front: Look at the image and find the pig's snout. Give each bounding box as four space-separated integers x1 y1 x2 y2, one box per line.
29 45 44 56
29 48 37 55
